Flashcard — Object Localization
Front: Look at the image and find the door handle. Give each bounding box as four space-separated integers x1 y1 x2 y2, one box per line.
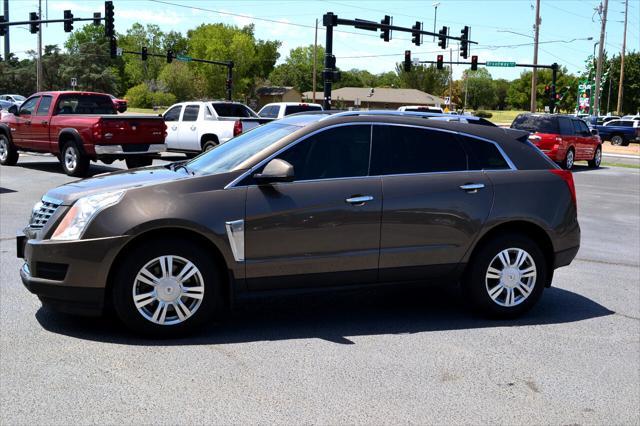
190 126 196 131
171 125 177 131
24 120 31 125
40 121 48 125
345 195 373 205
459 183 485 193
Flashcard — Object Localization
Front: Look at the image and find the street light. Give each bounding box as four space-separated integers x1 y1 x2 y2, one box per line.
432 2 440 42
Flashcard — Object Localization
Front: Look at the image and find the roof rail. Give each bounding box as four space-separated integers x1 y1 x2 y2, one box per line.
323 110 477 121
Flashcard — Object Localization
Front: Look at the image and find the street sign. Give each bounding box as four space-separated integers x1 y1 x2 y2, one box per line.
116 47 123 57
485 61 516 67
412 57 420 66
176 54 192 62
70 78 77 87
444 96 450 105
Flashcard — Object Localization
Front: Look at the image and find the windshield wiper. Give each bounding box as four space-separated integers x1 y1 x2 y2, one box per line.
170 162 194 175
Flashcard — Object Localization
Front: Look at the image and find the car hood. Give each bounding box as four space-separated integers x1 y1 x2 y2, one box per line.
45 166 242 205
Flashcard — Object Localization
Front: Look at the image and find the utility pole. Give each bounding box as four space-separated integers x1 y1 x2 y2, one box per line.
3 0 9 61
616 0 627 114
530 0 541 112
594 0 608 116
449 47 453 109
37 0 43 91
313 18 318 103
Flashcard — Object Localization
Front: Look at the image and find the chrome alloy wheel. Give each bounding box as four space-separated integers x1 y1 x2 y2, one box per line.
64 146 78 171
0 137 8 162
565 150 574 169
594 147 602 166
132 255 205 325
485 248 537 307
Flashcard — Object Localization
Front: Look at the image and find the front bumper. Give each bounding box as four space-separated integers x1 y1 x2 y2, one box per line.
94 144 166 155
17 230 131 316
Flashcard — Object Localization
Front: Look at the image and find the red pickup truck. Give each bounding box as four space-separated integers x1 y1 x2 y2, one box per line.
0 91 166 176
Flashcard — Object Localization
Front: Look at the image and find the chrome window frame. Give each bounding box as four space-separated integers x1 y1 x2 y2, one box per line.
225 121 517 189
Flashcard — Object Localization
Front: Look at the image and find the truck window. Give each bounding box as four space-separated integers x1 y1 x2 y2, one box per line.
35 96 53 116
56 94 116 115
283 104 322 116
211 103 257 118
259 105 278 118
19 97 40 116
163 105 182 122
182 105 200 122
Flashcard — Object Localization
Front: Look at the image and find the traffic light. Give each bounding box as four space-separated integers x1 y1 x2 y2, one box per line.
105 1 114 38
436 54 444 70
93 12 102 26
141 47 148 61
0 17 6 37
471 55 478 71
167 49 173 63
64 10 74 33
460 26 469 59
109 37 117 58
404 50 411 72
544 85 550 97
437 26 448 49
411 21 422 46
29 12 40 34
380 15 391 42
226 79 232 91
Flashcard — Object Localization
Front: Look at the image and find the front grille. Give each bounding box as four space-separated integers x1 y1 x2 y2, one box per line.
31 199 61 229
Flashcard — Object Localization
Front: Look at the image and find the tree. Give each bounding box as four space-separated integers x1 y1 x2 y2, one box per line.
602 51 640 115
269 45 324 93
158 62 206 102
462 68 496 110
494 79 510 110
396 63 449 96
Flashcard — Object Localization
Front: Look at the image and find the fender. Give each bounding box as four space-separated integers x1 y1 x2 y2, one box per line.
0 123 12 142
57 128 85 154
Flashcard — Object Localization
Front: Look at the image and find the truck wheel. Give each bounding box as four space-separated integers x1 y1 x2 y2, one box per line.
60 141 89 177
125 157 153 169
0 134 19 166
561 148 575 170
111 239 221 336
588 146 602 168
463 233 547 318
610 135 624 146
202 139 218 152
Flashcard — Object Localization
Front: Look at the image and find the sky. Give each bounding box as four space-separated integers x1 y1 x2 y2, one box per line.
2 0 639 81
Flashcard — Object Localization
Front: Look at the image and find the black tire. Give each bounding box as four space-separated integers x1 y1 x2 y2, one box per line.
111 239 221 337
588 145 602 168
463 233 548 319
202 139 218 152
561 148 575 170
609 135 624 146
0 133 19 166
60 141 90 177
125 157 154 169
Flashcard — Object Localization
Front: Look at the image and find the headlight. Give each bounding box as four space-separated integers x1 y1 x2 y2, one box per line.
51 190 125 241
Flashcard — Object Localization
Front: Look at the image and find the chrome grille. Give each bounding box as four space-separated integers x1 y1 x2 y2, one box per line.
30 199 61 229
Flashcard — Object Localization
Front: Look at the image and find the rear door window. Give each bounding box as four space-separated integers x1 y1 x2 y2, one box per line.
460 136 510 170
283 104 322 116
511 115 559 134
211 103 257 118
35 96 53 116
371 125 468 175
182 105 200 122
558 117 575 135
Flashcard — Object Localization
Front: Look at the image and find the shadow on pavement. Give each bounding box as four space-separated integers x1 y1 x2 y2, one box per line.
18 161 122 177
571 164 608 173
35 284 614 346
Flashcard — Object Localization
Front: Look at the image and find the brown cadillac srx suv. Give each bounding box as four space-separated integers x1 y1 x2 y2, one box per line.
17 111 581 336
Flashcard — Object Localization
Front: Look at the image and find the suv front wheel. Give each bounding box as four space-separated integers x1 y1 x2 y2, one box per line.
464 233 547 318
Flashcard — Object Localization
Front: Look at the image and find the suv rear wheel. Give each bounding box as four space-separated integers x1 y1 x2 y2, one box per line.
202 139 218 152
561 148 575 170
0 134 19 166
60 141 89 177
111 239 220 336
588 145 602 168
464 233 547 318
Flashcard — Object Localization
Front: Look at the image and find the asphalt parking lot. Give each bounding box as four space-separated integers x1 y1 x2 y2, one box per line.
1 155 639 425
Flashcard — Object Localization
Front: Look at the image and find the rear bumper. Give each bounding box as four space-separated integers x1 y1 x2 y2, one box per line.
554 245 580 269
95 144 166 155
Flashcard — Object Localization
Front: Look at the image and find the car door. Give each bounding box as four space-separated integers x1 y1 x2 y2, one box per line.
31 95 53 152
11 96 40 148
371 124 495 282
243 124 382 290
162 105 183 150
571 119 592 160
177 104 201 151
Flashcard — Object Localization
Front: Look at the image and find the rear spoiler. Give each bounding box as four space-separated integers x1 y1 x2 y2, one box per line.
501 127 531 143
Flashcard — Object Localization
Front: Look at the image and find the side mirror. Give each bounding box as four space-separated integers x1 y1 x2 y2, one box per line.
591 129 599 136
117 105 127 113
8 105 18 115
253 158 294 183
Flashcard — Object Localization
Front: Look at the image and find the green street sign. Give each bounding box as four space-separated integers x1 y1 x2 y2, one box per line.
176 54 192 62
486 61 516 67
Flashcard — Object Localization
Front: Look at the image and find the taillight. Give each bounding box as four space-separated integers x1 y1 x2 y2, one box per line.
233 120 243 137
550 169 577 207
92 121 102 140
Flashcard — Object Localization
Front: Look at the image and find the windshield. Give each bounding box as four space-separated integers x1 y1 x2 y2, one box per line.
186 123 301 175
511 115 559 134
14 95 26 101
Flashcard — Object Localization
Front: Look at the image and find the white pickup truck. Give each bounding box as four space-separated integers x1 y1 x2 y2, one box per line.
163 101 270 153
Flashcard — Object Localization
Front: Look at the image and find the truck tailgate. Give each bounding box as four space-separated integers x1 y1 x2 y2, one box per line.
98 115 166 145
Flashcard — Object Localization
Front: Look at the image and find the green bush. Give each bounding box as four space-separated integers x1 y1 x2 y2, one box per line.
475 110 493 118
125 83 176 108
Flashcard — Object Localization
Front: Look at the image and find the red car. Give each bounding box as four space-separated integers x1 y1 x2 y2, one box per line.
109 94 128 113
511 113 602 170
0 91 166 176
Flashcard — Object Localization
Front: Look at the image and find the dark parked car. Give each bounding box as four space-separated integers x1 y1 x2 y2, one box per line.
511 113 602 169
17 112 580 336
